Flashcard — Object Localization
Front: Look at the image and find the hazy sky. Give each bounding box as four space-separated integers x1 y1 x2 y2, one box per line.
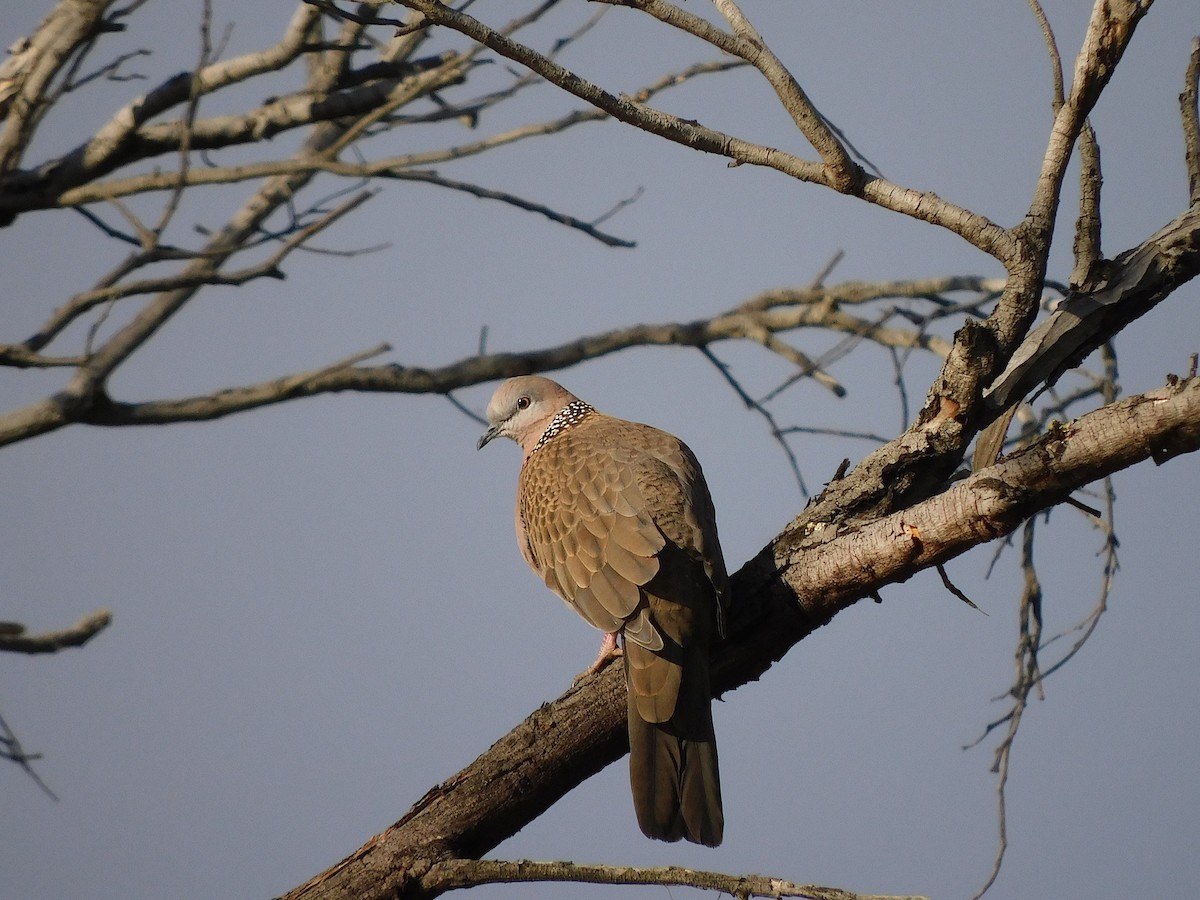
2 3 1198 899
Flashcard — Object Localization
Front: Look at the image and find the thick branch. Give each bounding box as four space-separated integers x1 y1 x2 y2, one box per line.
985 202 1200 411
921 1 1153 452
281 375 1200 900
1183 36 1200 201
0 0 119 173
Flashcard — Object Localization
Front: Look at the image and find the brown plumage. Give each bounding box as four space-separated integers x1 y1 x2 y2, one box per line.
479 375 727 846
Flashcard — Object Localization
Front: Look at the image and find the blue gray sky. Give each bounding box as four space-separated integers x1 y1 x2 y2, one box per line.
2 2 1198 898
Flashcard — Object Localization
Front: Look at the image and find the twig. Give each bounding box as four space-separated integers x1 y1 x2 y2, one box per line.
632 0 859 184
936 563 984 613
968 344 1119 896
389 170 636 248
444 391 485 426
889 345 911 432
590 185 643 228
807 249 845 289
62 48 151 92
968 518 1041 899
1060 495 1102 518
0 708 58 801
969 694 1018 900
779 425 889 445
302 0 412 31
702 346 809 496
733 317 845 396
147 0 217 240
1026 0 1064 110
420 857 929 900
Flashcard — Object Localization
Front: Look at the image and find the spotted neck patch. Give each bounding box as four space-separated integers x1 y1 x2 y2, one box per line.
534 400 595 451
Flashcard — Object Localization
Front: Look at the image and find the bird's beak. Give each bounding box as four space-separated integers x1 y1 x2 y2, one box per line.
477 424 501 450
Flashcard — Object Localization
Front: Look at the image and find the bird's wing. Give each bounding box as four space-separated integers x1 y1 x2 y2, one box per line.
518 419 667 637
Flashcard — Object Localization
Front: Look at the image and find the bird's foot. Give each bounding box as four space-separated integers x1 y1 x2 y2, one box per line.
574 632 622 683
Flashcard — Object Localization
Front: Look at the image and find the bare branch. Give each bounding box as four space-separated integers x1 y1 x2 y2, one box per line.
958 1 1154 431
61 47 150 92
393 0 1017 261
1183 37 1200 202
0 608 113 654
20 261 284 355
0 707 58 800
83 3 321 158
936 563 984 613
737 276 1006 314
25 188 373 355
302 0 411 31
418 858 928 900
1070 122 1103 286
16 275 978 437
386 170 636 247
1026 0 1065 110
702 346 809 497
1025 0 1151 242
1 55 465 218
32 57 737 214
0 347 87 368
0 0 119 173
609 0 860 187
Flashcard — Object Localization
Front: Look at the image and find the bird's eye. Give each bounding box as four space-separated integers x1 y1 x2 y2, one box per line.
516 395 531 410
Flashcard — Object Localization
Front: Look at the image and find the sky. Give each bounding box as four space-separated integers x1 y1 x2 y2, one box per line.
2 2 1198 899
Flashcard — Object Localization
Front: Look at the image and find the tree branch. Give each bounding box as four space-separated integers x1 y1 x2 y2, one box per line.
984 202 1200 412
15 189 376 356
1183 36 1200 202
24 57 734 214
280 373 1200 900
1069 122 1103 286
601 0 860 188
1024 0 1151 244
0 0 120 173
927 1 1154 454
394 0 1016 261
0 608 113 654
417 858 928 900
13 275 982 438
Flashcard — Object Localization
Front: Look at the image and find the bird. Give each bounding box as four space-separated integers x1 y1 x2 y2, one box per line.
478 375 728 846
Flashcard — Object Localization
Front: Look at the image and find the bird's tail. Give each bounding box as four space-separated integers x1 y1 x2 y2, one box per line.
627 692 724 846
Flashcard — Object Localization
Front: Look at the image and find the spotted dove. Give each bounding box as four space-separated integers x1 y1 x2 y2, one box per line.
478 375 727 846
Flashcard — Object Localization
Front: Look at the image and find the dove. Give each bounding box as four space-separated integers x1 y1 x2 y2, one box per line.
478 375 727 846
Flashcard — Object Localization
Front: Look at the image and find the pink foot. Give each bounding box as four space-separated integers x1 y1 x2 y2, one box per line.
576 632 622 682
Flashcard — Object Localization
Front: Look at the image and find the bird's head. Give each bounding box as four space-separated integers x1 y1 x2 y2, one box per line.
477 375 580 455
